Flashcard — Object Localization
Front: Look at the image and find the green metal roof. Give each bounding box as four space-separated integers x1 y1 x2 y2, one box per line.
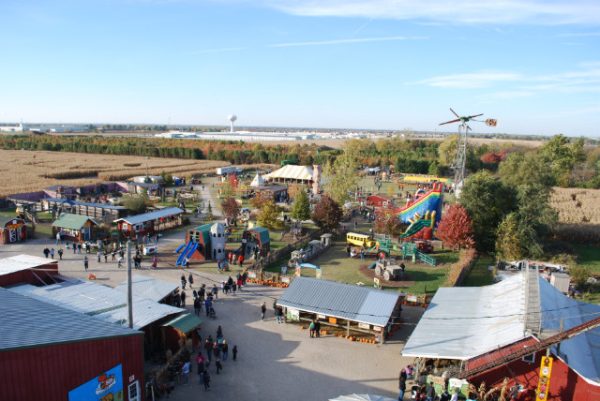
194 224 212 244
250 226 270 244
162 313 202 333
52 213 97 230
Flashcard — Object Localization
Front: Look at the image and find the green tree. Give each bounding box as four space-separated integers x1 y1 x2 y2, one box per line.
540 135 586 186
291 190 311 221
437 134 458 166
495 213 524 260
311 195 342 232
459 171 517 252
570 265 590 288
498 152 555 188
323 144 359 204
160 171 174 186
121 194 148 214
257 200 282 230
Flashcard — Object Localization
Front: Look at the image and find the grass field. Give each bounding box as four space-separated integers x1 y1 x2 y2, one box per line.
0 149 229 198
573 244 600 274
461 255 496 287
265 239 459 296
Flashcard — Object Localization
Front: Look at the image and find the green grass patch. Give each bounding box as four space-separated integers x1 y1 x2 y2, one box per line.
33 224 53 239
461 255 496 287
573 244 600 275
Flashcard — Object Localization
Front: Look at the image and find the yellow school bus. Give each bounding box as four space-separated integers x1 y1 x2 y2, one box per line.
346 232 377 248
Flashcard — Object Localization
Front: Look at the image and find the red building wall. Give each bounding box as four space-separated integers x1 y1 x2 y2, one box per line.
0 335 144 401
470 352 600 401
0 262 59 287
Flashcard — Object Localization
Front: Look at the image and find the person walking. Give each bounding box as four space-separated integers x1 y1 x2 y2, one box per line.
215 358 223 374
83 255 89 271
202 370 211 391
188 273 194 288
232 345 238 361
398 374 407 401
309 320 315 338
117 255 123 269
97 251 102 263
181 274 187 289
181 360 190 384
50 248 55 259
194 297 201 316
222 340 228 361
261 302 266 320
196 354 205 384
181 291 187 307
43 247 50 258
216 325 223 339
57 248 63 260
204 340 213 363
103 251 108 263
425 382 436 401
212 284 218 300
314 320 321 338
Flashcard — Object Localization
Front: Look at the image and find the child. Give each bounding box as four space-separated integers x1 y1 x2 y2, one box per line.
215 358 223 374
232 345 238 361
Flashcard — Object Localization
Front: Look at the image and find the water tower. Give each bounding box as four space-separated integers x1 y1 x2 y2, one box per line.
228 114 237 133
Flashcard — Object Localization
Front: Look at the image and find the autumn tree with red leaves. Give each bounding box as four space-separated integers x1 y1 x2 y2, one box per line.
374 209 403 237
436 204 475 250
311 195 342 232
221 197 240 224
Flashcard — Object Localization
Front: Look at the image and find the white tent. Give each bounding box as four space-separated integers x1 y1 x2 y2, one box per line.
250 173 265 188
263 165 314 183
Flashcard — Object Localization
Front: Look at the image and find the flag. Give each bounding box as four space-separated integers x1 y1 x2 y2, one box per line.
485 119 497 127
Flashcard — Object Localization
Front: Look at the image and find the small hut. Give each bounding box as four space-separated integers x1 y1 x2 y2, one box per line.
0 217 27 244
52 213 98 243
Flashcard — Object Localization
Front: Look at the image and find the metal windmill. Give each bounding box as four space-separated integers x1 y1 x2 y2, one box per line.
439 108 497 195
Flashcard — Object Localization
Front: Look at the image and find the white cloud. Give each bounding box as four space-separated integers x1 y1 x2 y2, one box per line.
261 0 600 25
415 72 522 89
268 35 426 48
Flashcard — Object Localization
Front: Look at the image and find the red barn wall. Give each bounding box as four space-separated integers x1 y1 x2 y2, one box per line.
470 352 600 401
0 335 144 401
0 263 59 287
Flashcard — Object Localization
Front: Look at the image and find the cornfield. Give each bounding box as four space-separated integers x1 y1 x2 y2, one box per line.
0 149 229 198
550 187 600 225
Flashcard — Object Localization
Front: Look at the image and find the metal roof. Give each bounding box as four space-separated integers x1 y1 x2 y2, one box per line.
8 279 184 330
540 277 600 385
264 165 313 181
277 277 401 327
402 273 527 360
115 207 183 225
0 288 139 351
114 275 178 302
162 313 202 333
52 213 97 230
46 198 127 211
0 255 56 277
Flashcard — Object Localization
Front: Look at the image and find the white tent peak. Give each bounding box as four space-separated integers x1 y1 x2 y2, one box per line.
250 173 265 188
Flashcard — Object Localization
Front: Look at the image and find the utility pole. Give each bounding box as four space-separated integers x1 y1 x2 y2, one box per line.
127 240 133 329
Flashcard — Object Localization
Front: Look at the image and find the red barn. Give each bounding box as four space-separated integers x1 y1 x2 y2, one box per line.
403 269 600 401
0 216 27 244
0 287 144 401
0 254 59 287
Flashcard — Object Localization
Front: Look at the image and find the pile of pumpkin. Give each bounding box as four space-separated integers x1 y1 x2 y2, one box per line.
245 278 289 288
299 326 377 344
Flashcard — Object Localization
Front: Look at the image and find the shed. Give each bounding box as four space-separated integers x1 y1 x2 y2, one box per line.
0 216 27 244
114 207 183 239
52 213 98 242
278 277 403 343
0 287 144 401
246 226 271 256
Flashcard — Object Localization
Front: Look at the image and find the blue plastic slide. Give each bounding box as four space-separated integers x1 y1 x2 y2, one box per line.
175 243 186 253
176 242 193 266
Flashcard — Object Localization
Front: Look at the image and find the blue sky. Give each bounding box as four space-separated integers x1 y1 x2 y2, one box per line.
1 0 599 136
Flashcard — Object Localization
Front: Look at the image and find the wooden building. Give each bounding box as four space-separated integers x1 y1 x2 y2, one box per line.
52 213 98 243
114 207 183 239
0 288 144 401
0 217 27 244
43 198 127 224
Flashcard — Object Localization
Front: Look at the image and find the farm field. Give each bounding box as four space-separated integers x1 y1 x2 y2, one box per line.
0 149 230 198
550 187 600 225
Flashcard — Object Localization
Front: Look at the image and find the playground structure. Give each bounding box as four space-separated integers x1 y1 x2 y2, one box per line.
399 211 436 240
400 242 436 266
175 222 227 266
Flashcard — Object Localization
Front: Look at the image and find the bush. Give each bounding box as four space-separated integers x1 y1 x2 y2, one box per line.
446 248 478 286
570 265 591 288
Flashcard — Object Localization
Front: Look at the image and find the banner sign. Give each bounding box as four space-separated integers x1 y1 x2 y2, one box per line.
536 356 553 401
69 364 124 401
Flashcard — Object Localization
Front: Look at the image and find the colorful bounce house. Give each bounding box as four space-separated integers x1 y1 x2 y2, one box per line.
392 182 444 240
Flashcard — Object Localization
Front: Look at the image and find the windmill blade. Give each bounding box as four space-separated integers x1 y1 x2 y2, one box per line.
450 108 460 118
439 118 461 126
466 113 484 119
